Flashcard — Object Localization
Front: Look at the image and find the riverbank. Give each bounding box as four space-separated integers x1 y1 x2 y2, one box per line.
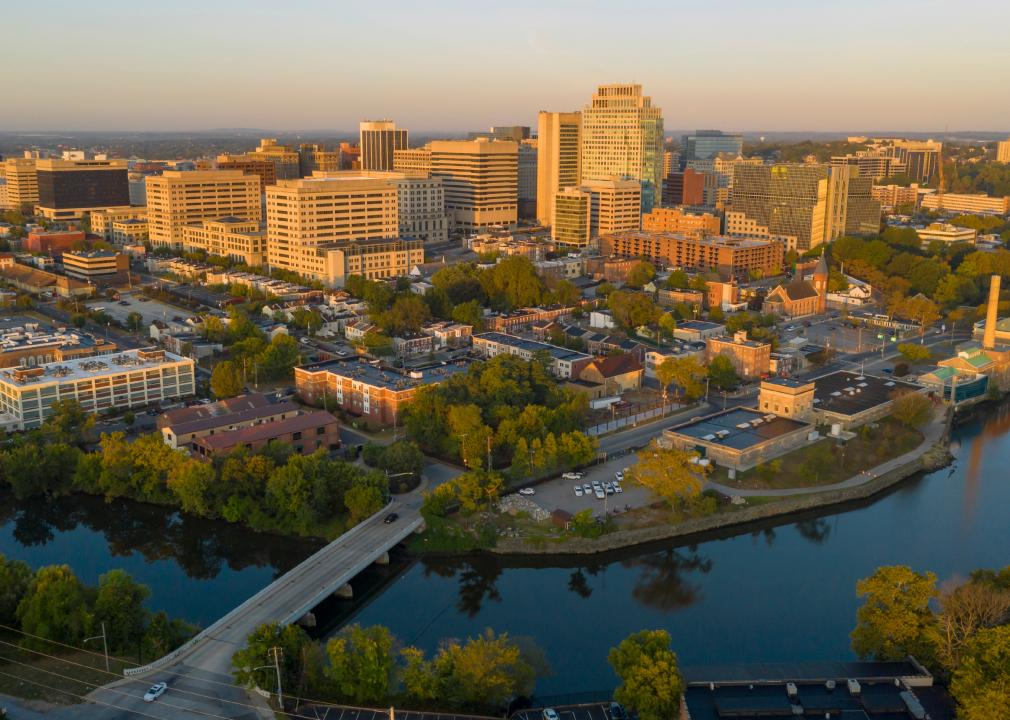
487 408 953 557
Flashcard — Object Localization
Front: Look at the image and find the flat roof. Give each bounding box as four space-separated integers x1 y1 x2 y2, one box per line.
473 332 592 363
0 348 190 387
762 376 813 389
297 357 471 391
813 371 917 417
678 320 724 332
667 407 810 451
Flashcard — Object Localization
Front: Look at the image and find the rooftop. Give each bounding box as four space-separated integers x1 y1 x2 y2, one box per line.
667 407 810 451
0 324 103 353
0 348 190 387
196 410 337 451
813 371 918 417
762 376 813 389
677 320 724 332
473 332 593 363
297 357 472 391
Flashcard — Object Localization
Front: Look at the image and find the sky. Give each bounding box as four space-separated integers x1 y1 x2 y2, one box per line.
5 0 1010 134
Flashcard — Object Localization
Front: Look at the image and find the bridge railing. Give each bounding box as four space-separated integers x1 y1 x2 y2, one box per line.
124 498 397 678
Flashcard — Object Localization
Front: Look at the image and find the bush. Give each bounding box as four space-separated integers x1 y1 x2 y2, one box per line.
362 443 385 467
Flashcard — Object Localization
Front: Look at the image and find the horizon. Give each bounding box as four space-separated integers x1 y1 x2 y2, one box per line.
6 0 1010 133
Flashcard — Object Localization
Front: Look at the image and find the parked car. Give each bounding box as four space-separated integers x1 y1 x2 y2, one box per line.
594 487 606 500
574 486 583 497
518 487 535 496
582 483 592 495
615 471 624 482
614 484 624 494
143 682 168 702
605 484 615 495
562 472 580 480
543 710 560 720
607 703 628 720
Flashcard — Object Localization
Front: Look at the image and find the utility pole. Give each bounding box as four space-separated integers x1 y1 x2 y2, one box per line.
84 622 109 672
269 646 284 709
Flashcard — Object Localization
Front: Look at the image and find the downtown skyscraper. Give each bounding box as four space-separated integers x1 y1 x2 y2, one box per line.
579 84 664 211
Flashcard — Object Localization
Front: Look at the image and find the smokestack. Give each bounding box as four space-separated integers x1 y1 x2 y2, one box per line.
983 274 1001 350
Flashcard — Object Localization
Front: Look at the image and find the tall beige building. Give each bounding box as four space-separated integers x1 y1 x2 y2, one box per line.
253 138 300 180
91 207 148 241
536 111 581 226
580 84 664 210
430 139 518 230
997 138 1010 164
183 217 266 266
298 144 341 176
146 170 262 249
0 158 39 212
396 175 449 244
393 146 431 175
582 178 642 239
552 187 592 248
360 121 408 172
265 173 402 284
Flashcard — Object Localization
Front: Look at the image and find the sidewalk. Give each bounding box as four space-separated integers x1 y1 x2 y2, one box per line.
705 407 949 497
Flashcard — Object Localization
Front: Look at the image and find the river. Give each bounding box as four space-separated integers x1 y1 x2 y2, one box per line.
1 404 1009 697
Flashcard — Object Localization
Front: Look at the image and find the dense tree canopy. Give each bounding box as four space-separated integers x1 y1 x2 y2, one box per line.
608 629 684 720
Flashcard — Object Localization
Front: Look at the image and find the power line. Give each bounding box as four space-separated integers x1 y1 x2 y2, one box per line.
0 666 171 720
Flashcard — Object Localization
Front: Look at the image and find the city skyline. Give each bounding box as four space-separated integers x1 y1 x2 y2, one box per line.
5 0 1010 133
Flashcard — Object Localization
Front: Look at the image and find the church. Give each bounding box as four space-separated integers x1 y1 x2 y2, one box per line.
762 253 828 319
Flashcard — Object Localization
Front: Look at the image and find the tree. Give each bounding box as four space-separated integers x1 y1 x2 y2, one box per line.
608 629 684 720
850 565 940 664
891 391 932 429
0 554 32 625
950 625 1010 720
480 256 545 310
325 624 396 704
627 440 707 507
937 577 1010 670
607 290 658 329
93 569 151 653
125 311 145 333
167 459 216 516
707 355 740 391
232 622 311 696
666 269 690 289
897 343 931 362
211 360 244 398
379 294 431 335
656 356 706 403
16 565 92 648
626 261 656 289
257 334 300 380
894 294 941 341
344 482 385 525
378 440 424 478
41 398 96 446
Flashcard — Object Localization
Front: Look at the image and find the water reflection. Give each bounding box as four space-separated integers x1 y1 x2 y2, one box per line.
1 491 322 581
795 518 832 544
622 547 712 612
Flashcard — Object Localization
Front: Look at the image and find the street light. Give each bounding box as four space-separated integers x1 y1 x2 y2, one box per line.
83 622 109 672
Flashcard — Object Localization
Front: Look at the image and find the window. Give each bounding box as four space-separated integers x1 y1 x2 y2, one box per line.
292 431 302 441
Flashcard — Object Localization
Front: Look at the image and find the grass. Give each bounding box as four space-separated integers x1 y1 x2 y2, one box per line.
408 514 498 553
711 418 923 491
0 631 134 705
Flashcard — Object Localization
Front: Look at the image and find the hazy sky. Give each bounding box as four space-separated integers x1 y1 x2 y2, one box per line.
5 0 1010 133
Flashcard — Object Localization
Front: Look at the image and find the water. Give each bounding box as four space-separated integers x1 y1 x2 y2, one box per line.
0 493 323 628
1 404 1009 696
347 404 1010 695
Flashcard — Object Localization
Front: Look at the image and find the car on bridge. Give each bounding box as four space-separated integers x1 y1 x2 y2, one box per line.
383 512 399 524
143 682 168 702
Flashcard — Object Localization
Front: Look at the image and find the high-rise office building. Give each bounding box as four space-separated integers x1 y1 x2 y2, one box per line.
552 187 592 248
889 140 941 183
359 121 409 172
731 164 832 252
215 154 277 190
0 158 39 212
469 126 531 142
265 173 420 286
536 111 581 226
146 170 262 249
580 84 664 211
339 143 361 170
35 159 130 221
663 150 680 177
298 144 342 176
183 217 267 267
680 130 744 165
393 147 432 176
253 138 300 180
843 172 882 235
395 175 449 244
996 138 1010 164
518 140 538 219
582 178 642 238
663 169 707 207
430 139 518 230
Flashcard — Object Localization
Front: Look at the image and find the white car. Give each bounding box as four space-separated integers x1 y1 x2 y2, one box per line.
614 484 624 494
582 483 592 495
543 710 560 720
574 485 583 497
518 487 535 496
594 487 606 499
143 682 168 702
562 472 579 480
605 484 615 495
615 471 624 482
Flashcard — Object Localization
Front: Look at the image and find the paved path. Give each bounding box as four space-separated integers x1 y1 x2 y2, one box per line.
705 408 948 497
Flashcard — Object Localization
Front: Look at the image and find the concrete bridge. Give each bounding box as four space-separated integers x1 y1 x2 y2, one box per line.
122 498 423 681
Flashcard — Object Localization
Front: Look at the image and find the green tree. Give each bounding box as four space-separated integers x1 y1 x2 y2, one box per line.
479 256 545 310
626 261 656 289
142 610 195 660
16 565 92 648
344 482 385 525
41 398 96 446
211 360 244 398
707 354 740 391
325 624 396 704
378 440 424 478
891 391 932 429
257 334 300 380
656 356 706 403
0 554 32 625
608 629 684 720
125 311 145 333
950 625 1010 720
666 270 690 289
232 622 311 696
607 290 659 329
897 343 931 362
850 565 940 663
93 569 151 653
167 459 216 516
378 294 431 335
627 440 707 507
451 299 486 332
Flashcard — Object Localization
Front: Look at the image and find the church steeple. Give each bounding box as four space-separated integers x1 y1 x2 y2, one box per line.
812 249 828 315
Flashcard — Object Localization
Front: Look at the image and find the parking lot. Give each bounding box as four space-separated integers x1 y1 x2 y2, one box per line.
513 702 627 720
88 291 197 328
512 451 656 518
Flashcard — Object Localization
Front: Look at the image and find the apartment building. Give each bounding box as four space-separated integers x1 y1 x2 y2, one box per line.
146 170 262 249
0 324 116 369
0 158 39 211
706 331 772 379
536 111 581 227
430 139 518 230
396 175 449 243
192 410 340 458
641 207 721 236
393 147 432 175
90 207 147 241
582 178 642 237
183 217 267 266
0 348 195 430
111 218 148 245
920 192 1010 216
871 183 922 211
360 120 408 171
580 84 664 210
998 138 1010 164
471 332 593 379
35 159 130 221
599 230 783 278
552 187 592 248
